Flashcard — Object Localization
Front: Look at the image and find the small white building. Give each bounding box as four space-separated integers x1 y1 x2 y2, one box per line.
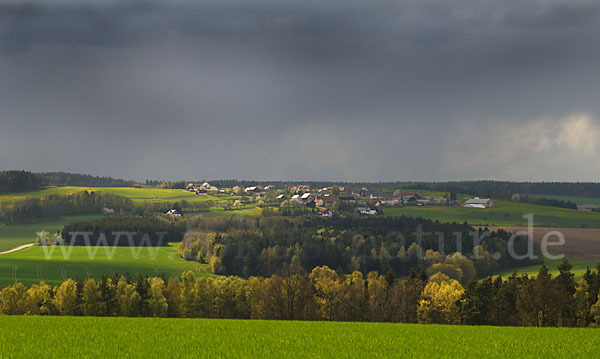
357 207 377 215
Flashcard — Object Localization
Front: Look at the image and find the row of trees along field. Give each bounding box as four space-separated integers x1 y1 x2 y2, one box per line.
1 261 600 327
39 172 136 187
179 216 541 280
0 190 200 224
514 195 577 209
59 216 187 245
0 170 46 193
2 191 134 224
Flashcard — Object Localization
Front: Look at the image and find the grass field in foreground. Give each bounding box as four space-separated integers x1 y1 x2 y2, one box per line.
0 244 210 286
1 316 599 358
495 257 600 281
384 198 600 228
0 215 103 252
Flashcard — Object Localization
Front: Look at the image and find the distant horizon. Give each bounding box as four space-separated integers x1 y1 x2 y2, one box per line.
6 169 600 185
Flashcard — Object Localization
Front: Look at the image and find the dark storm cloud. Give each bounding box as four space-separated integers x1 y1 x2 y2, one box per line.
1 0 600 181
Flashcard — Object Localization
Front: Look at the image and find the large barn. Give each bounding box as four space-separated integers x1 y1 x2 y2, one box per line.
464 197 494 208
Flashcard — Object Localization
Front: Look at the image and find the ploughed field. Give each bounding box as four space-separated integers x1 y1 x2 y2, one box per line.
485 226 600 261
1 316 599 358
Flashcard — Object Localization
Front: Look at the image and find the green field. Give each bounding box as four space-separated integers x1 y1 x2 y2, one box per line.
0 186 200 204
496 257 599 281
0 316 598 358
0 244 209 286
384 199 600 227
528 194 600 206
0 215 103 252
0 185 248 212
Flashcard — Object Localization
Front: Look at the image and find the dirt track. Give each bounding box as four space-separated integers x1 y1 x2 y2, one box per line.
0 243 35 255
482 226 600 261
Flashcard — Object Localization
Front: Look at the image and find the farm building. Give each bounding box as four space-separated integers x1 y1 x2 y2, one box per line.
315 195 336 207
397 192 423 200
464 197 494 208
318 208 338 218
577 204 599 211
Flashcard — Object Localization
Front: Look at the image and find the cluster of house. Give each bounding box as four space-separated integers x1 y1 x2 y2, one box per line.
186 182 222 194
178 182 497 216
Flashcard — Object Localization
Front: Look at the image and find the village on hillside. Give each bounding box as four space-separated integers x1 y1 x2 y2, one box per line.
172 182 494 218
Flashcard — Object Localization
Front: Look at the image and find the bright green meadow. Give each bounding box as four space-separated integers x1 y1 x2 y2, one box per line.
0 316 599 358
496 257 599 281
0 215 102 252
0 244 209 286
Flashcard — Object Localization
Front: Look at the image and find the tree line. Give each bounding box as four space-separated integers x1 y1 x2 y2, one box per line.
0 170 46 193
515 195 578 210
178 216 541 279
39 172 136 187
395 181 600 199
1 260 600 327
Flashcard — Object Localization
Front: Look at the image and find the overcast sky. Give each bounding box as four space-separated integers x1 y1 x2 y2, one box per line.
1 0 600 182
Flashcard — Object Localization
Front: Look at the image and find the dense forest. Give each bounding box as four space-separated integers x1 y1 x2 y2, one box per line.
60 216 187 246
0 170 46 193
1 260 599 328
178 216 540 280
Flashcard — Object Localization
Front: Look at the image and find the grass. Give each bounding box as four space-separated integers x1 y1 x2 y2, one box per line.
1 316 599 358
0 215 103 252
0 243 210 286
528 194 600 206
383 199 600 228
495 257 599 281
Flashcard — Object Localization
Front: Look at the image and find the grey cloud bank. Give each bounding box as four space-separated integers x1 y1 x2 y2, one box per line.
1 0 600 181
